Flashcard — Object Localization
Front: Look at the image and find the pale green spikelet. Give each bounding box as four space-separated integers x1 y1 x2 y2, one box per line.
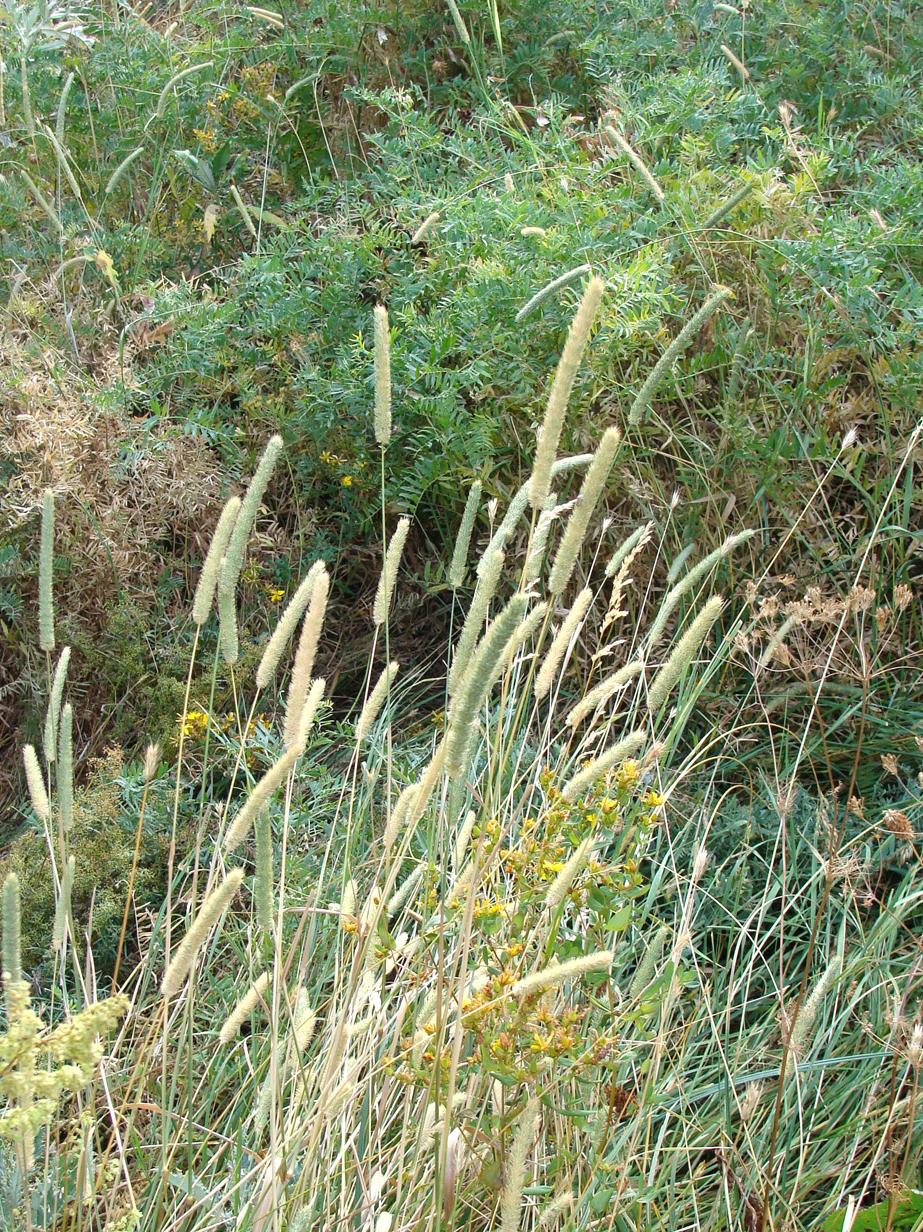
57 703 74 833
225 745 302 851
162 868 244 998
529 277 604 510
254 811 274 932
513 950 613 997
373 304 392 446
387 866 423 917
548 426 621 594
402 740 448 838
524 496 557 585
565 660 644 728
23 745 49 821
448 481 482 589
284 570 329 745
602 125 665 202
219 972 270 1044
52 856 75 952
449 548 504 697
383 782 418 852
534 588 593 700
192 496 241 626
411 210 441 243
500 602 548 672
454 810 477 868
217 555 239 664
629 925 670 999
516 264 592 323
39 488 55 652
446 594 530 775
256 565 324 688
561 729 647 802
356 660 399 743
444 0 470 42
787 959 840 1058
2 873 22 986
758 613 799 672
539 1191 574 1228
293 677 326 750
480 455 592 575
222 434 284 595
373 517 411 626
605 523 652 577
647 530 754 645
647 595 724 713
628 288 732 427
43 645 71 763
499 1097 539 1232
545 835 595 911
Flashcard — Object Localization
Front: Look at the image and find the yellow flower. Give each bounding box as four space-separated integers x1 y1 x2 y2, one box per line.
266 586 285 603
179 710 209 739
614 759 640 790
341 475 354 487
642 789 664 808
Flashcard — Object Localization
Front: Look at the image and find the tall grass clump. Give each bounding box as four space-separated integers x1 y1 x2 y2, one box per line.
2 285 918 1232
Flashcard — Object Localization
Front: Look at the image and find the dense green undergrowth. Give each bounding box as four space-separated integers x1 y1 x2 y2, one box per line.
2 0 921 814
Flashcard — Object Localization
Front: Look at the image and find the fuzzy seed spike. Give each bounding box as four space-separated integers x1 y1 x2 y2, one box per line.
529 277 604 510
193 496 241 626
39 488 55 652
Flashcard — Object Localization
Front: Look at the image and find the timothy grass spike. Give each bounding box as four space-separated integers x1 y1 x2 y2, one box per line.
255 561 324 688
43 646 71 763
23 745 50 821
562 729 646 801
219 972 270 1043
647 595 724 712
162 868 244 997
39 488 55 651
529 277 604 509
535 588 593 700
449 481 482 589
373 305 392 446
374 517 411 626
193 496 241 626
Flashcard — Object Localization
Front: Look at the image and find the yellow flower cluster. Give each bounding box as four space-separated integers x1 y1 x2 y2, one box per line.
0 976 128 1160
